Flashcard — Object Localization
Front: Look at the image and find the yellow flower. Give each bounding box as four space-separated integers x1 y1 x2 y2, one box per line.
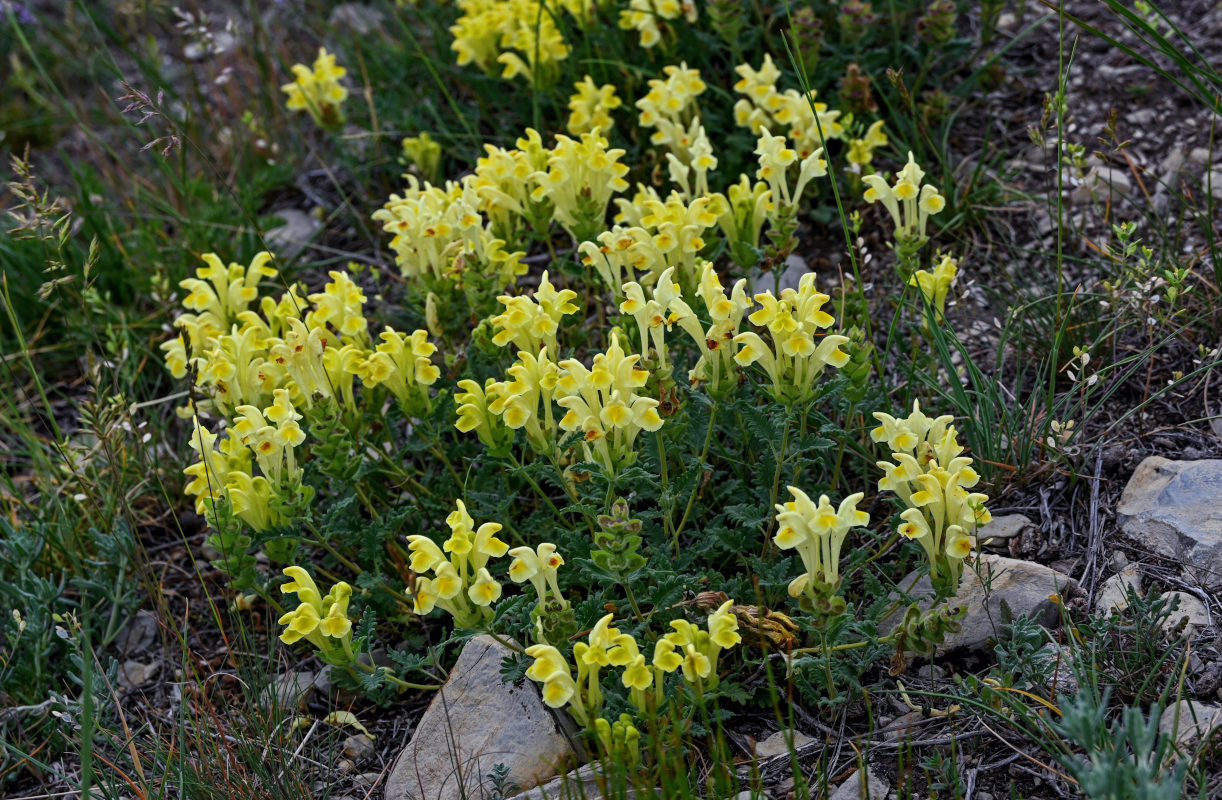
707 600 742 649
408 500 508 628
531 130 630 242
455 377 514 453
773 487 868 588
278 567 355 665
863 151 946 244
909 252 958 321
507 542 566 613
633 63 707 161
556 333 663 474
467 567 503 606
282 48 348 129
846 120 888 168
732 54 844 157
491 271 577 354
402 132 442 183
567 76 621 136
873 403 991 591
732 274 850 406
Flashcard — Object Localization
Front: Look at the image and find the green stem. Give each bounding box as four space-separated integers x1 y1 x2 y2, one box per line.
671 403 718 548
764 415 793 550
348 660 440 691
622 581 646 624
303 534 364 577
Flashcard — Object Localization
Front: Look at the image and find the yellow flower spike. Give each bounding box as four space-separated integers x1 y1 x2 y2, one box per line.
567 76 621 136
226 472 274 531
307 271 368 342
467 568 503 607
556 332 662 474
873 403 991 591
863 151 945 247
278 569 355 665
910 253 959 322
754 127 798 206
773 487 868 588
632 63 707 162
454 378 514 453
282 47 348 129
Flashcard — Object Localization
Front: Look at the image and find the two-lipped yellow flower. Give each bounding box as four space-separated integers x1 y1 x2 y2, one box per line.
278 566 356 666
282 48 348 129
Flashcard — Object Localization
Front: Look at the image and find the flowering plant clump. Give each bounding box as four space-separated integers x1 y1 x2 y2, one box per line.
282 48 348 129
161 21 1012 782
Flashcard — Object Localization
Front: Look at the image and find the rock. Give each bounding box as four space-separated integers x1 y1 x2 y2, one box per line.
882 555 1080 653
1188 147 1214 166
507 764 655 800
1209 170 1222 201
1158 700 1222 748
1160 591 1210 635
267 670 316 710
917 664 945 681
344 734 376 762
114 610 158 654
881 711 925 742
1070 166 1131 205
979 515 1036 553
1094 564 1143 614
265 208 321 260
1127 108 1156 126
313 666 334 696
120 660 159 688
829 767 890 800
386 635 575 800
1117 457 1222 588
755 729 814 759
328 3 387 35
1159 147 1185 185
1037 643 1078 698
